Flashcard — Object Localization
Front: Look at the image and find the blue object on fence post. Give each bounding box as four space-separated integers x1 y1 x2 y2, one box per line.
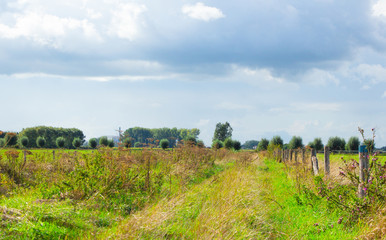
359 144 367 153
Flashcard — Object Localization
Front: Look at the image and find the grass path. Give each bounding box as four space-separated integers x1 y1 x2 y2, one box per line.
103 154 365 240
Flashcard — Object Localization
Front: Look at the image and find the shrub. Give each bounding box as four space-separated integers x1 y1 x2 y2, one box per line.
89 138 97 149
19 136 29 148
233 140 241 151
72 138 82 148
308 137 323 151
160 139 169 150
0 139 4 147
211 139 223 149
108 140 115 148
256 138 269 151
269 136 283 148
288 136 303 149
345 136 360 151
123 138 131 148
4 133 17 147
184 135 197 146
99 136 108 147
56 137 65 148
224 138 234 150
134 142 141 148
197 140 205 148
36 136 46 148
326 136 346 151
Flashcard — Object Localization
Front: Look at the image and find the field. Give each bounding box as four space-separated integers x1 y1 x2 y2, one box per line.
0 147 385 239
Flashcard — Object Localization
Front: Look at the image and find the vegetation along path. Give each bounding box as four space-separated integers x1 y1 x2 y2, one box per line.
102 153 367 240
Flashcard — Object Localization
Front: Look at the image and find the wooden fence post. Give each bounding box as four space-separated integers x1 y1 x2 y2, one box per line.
53 150 55 161
289 150 293 162
311 149 319 175
302 148 305 164
324 146 330 176
358 144 368 198
294 150 298 163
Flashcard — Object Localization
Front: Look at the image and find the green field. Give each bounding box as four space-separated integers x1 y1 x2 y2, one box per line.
0 148 385 239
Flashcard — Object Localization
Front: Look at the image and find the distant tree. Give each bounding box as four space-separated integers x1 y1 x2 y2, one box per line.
89 138 97 149
213 122 233 142
123 138 132 148
4 132 17 147
19 136 29 148
134 142 141 148
346 136 360 151
99 136 108 147
224 138 234 150
72 138 82 148
269 136 283 148
184 135 197 146
256 138 269 151
160 139 169 150
233 140 241 151
309 138 324 151
288 136 303 149
56 137 65 148
212 139 224 149
197 140 205 148
242 140 259 149
0 139 4 147
326 136 346 151
36 136 46 148
108 140 115 148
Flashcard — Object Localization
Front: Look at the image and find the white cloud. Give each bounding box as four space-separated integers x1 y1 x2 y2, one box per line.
270 102 341 113
0 12 101 47
354 64 386 84
109 3 147 40
182 2 225 21
382 91 386 98
301 68 340 86
215 102 253 111
372 0 386 17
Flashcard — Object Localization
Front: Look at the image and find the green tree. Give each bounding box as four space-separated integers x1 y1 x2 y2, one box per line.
19 136 29 148
72 138 82 148
242 140 259 149
346 136 360 151
36 136 46 148
108 140 115 148
160 139 169 150
309 137 324 151
4 133 17 147
224 138 234 150
134 142 141 148
233 140 241 151
184 135 197 146
0 139 4 147
269 136 283 148
56 137 65 148
99 136 108 147
212 122 233 142
197 140 205 148
256 138 269 151
123 138 132 148
288 136 303 149
326 136 346 151
89 138 97 149
212 139 223 149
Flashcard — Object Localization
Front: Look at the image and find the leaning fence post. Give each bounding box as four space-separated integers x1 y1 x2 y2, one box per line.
358 144 368 198
324 146 330 176
311 149 319 175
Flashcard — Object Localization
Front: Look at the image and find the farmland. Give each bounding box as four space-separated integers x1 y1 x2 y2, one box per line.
0 147 385 239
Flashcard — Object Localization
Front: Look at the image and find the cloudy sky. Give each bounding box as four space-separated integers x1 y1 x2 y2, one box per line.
1 0 386 147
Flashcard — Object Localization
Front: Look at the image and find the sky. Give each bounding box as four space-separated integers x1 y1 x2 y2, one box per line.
1 0 386 147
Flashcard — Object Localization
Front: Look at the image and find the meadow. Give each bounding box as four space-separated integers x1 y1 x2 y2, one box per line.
0 147 385 239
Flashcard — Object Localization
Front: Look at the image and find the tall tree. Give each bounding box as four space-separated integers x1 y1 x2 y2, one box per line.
212 122 233 142
288 136 303 149
269 135 283 148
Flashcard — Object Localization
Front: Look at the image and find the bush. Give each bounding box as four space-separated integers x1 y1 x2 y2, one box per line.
72 138 82 148
256 138 269 151
56 137 65 148
184 135 197 146
19 136 29 148
233 140 241 151
0 139 4 147
4 133 17 147
123 138 131 148
326 136 346 151
134 142 141 148
159 139 169 150
345 136 360 151
269 136 283 148
197 140 205 148
108 140 115 148
211 140 223 149
89 138 97 149
288 136 303 149
36 136 46 148
224 138 234 149
99 136 108 147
